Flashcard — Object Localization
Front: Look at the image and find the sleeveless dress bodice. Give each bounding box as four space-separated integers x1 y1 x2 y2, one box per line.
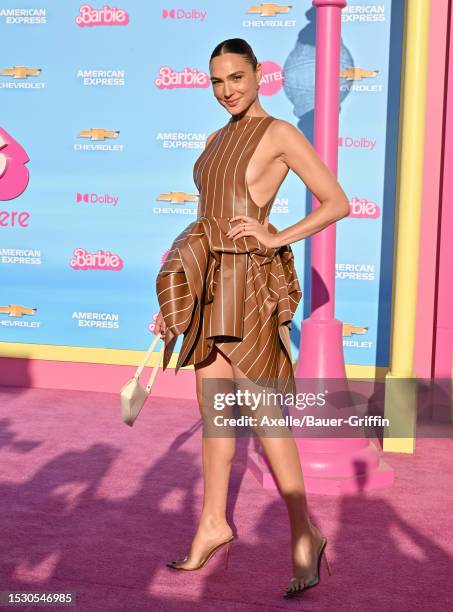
156 114 303 396
194 114 277 222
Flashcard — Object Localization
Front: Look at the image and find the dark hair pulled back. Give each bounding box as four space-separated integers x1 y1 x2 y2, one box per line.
210 38 258 70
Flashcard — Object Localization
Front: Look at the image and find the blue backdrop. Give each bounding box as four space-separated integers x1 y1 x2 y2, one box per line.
1 0 402 369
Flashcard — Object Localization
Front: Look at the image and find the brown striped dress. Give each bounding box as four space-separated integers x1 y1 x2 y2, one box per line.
156 114 302 396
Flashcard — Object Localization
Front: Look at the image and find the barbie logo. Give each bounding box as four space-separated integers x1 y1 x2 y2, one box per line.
154 66 210 89
75 4 129 27
70 248 124 270
349 197 380 219
0 128 30 201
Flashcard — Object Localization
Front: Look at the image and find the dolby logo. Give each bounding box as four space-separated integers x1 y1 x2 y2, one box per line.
76 192 119 206
161 8 207 20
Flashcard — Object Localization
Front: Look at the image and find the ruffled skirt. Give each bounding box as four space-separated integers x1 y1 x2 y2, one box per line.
156 216 302 396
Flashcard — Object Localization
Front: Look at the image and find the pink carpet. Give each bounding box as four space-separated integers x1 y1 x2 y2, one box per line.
0 385 452 611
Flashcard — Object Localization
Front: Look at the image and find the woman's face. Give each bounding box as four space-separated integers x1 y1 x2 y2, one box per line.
209 53 260 115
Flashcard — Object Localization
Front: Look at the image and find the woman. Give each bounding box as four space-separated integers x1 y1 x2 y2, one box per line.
154 38 350 598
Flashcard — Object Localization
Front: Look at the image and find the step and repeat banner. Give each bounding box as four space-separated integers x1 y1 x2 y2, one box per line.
1 1 401 368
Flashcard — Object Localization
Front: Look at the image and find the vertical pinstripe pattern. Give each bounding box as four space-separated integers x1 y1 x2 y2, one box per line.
156 115 303 396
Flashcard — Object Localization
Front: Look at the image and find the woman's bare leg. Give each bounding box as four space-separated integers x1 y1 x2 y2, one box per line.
230 360 324 594
170 345 235 568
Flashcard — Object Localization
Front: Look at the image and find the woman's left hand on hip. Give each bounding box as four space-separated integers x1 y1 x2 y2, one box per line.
226 215 279 249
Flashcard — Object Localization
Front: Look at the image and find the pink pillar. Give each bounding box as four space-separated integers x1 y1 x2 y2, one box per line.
292 0 393 494
433 6 453 381
413 0 452 422
430 5 453 424
248 0 394 493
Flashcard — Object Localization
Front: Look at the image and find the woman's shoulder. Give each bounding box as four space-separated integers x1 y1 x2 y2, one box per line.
268 116 299 134
268 117 304 144
267 117 307 153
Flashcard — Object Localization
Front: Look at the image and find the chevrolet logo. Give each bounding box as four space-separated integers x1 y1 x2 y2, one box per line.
78 128 120 141
0 304 37 317
340 68 379 81
247 3 292 16
158 192 199 204
343 324 368 337
1 66 42 79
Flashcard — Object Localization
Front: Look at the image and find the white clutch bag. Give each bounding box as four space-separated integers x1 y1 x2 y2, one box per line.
120 333 165 427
